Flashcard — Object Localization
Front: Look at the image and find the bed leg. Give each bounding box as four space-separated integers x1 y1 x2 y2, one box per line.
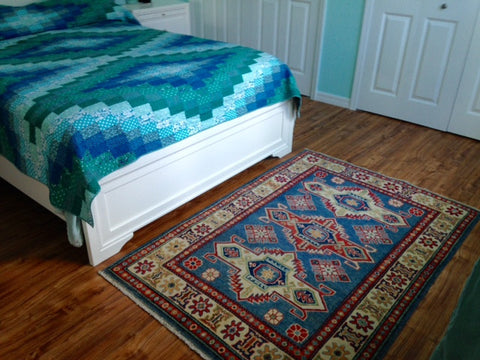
271 145 292 158
82 222 134 266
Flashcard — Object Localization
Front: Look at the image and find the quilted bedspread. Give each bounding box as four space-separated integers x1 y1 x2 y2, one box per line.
0 22 300 226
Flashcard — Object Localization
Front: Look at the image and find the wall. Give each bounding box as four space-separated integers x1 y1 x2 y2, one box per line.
316 0 365 104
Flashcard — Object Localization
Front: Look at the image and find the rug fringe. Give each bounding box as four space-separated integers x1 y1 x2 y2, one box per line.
99 270 214 360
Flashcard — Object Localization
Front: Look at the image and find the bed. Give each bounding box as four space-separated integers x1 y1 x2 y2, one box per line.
0 0 300 265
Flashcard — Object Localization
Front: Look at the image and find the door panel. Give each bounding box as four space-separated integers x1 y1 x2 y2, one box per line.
285 1 309 75
241 0 261 50
356 0 480 131
410 19 456 104
372 14 411 95
261 0 280 55
226 1 241 44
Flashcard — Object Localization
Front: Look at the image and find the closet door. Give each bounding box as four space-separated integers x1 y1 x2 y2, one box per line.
447 12 480 140
354 0 480 131
189 0 322 96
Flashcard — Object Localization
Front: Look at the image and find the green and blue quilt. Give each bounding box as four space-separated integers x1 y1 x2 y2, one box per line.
0 21 300 226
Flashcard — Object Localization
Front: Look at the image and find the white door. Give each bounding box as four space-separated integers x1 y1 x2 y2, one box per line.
448 12 480 140
189 0 323 96
354 0 480 131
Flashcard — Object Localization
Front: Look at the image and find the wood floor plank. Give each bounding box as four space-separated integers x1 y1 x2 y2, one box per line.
1 97 479 359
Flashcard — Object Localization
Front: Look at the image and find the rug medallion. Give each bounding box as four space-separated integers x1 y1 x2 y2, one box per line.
102 150 479 359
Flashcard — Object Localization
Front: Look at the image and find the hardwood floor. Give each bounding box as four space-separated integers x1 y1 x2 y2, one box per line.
1 97 479 359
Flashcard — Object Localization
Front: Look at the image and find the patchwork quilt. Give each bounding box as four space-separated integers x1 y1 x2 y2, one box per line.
0 21 300 226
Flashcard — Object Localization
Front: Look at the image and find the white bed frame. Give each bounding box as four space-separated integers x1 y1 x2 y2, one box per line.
1 100 296 265
0 0 297 265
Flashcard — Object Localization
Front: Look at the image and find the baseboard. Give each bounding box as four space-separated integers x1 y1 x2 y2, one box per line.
313 91 351 109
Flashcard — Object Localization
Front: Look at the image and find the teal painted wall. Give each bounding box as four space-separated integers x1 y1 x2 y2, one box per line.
317 0 365 99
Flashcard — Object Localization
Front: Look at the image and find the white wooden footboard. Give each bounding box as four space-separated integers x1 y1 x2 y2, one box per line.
1 100 296 265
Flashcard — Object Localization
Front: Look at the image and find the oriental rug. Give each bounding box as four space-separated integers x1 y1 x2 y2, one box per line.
101 150 479 360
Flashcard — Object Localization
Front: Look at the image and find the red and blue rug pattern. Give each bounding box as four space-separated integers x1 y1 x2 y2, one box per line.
101 150 479 359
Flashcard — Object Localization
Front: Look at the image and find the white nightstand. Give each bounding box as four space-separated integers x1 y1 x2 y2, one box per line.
124 0 191 35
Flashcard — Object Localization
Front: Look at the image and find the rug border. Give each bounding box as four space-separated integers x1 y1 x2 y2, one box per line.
100 149 480 359
376 212 479 358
